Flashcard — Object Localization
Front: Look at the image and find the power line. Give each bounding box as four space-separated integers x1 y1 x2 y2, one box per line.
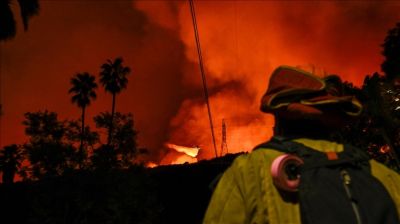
188 0 218 158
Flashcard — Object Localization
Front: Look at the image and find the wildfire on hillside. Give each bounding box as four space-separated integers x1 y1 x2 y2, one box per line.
165 143 200 157
159 143 201 165
146 162 158 168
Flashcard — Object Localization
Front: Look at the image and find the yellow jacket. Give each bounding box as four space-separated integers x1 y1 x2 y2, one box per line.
203 138 400 224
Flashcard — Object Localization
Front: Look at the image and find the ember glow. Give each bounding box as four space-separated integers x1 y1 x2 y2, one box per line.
170 154 197 165
146 162 158 168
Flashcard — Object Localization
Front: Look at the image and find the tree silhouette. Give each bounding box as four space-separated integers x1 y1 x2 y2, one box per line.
93 112 138 169
65 120 100 158
90 144 118 171
382 22 400 81
99 57 131 145
23 111 76 179
0 0 39 41
23 111 65 143
0 144 25 184
69 72 97 167
333 73 400 172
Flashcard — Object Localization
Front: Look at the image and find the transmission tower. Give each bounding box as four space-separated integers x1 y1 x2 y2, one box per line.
220 119 229 156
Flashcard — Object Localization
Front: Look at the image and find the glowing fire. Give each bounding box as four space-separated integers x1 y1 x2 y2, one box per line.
164 143 200 164
379 145 391 154
146 162 158 168
170 154 197 165
165 143 200 157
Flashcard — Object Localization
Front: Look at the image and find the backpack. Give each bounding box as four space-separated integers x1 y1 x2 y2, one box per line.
255 137 400 224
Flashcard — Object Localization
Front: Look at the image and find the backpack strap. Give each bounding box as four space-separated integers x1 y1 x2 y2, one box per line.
254 136 310 154
254 136 370 171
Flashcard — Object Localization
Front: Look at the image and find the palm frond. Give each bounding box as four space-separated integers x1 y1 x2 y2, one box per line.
69 72 97 108
17 0 39 31
0 0 16 40
99 57 131 95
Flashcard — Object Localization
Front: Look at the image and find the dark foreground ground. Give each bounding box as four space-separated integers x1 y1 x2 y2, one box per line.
0 153 242 224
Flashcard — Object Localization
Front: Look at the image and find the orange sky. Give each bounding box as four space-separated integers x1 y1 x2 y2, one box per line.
2 1 400 162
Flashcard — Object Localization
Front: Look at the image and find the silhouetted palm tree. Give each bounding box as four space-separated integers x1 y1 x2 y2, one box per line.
0 0 39 41
0 144 25 184
99 57 131 145
69 73 97 166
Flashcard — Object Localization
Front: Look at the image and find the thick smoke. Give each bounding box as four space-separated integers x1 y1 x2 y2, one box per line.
136 1 400 160
2 1 400 163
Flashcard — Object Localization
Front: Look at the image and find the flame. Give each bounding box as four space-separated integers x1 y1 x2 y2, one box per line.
146 162 158 168
165 143 200 157
160 143 200 165
170 154 197 165
379 145 391 154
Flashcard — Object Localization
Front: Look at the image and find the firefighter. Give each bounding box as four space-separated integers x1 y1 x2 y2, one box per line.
203 66 400 224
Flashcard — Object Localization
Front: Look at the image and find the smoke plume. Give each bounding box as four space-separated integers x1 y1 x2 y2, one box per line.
136 1 400 160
